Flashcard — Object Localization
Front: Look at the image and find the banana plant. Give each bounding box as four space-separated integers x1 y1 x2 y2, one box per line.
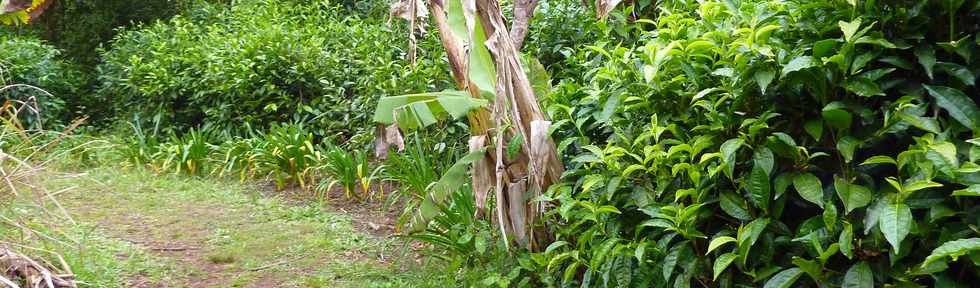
377 0 565 250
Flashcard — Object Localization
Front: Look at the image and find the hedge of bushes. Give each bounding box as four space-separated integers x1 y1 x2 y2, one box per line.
530 0 980 286
96 0 451 143
0 34 85 128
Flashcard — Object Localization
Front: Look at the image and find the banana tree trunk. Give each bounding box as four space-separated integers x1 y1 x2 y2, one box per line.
422 0 563 250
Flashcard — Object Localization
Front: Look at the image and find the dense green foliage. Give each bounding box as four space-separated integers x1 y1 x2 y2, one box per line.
27 0 198 66
534 0 980 286
97 0 451 143
0 34 85 127
2 0 979 286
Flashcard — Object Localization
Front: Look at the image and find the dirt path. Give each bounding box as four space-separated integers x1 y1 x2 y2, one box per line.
38 167 448 288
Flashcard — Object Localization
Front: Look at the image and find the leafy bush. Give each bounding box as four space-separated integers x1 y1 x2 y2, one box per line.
0 35 85 127
24 0 199 66
533 0 980 286
97 0 451 144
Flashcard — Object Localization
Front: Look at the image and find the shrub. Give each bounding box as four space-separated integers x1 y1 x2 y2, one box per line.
97 0 451 144
0 35 85 127
533 0 980 286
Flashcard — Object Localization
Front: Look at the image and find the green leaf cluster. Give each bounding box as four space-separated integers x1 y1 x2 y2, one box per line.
533 0 980 286
96 0 452 145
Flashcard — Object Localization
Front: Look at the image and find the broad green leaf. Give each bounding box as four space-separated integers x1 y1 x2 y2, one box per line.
880 202 912 251
774 173 793 199
837 136 860 163
792 258 823 284
720 191 752 220
804 119 823 141
754 148 775 176
409 149 487 232
903 179 943 194
836 178 872 213
861 155 896 166
822 102 852 129
915 45 936 79
467 14 496 95
813 39 838 58
445 0 468 43
854 36 896 48
713 252 737 280
924 85 980 130
864 198 887 235
755 68 775 94
839 19 862 42
663 243 685 281
374 91 488 131
897 111 941 133
763 268 803 288
840 222 854 259
921 238 980 268
738 218 770 265
524 56 552 99
721 138 744 180
842 262 873 288
793 173 824 208
953 185 980 196
781 56 818 77
845 77 884 97
823 200 838 232
929 204 957 222
748 164 771 212
936 62 976 86
707 236 737 255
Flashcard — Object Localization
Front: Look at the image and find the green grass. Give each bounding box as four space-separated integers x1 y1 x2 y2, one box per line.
1 166 461 287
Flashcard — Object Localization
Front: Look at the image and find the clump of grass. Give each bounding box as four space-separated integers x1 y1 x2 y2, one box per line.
253 123 322 189
206 253 237 264
316 143 382 202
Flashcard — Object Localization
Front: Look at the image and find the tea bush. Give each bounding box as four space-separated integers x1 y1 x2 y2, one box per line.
97 0 451 144
533 0 980 286
0 35 85 127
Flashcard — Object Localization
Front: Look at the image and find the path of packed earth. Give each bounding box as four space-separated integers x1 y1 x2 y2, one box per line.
41 167 450 288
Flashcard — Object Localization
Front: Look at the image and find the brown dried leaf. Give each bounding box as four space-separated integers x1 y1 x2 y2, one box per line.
595 0 624 19
469 135 493 217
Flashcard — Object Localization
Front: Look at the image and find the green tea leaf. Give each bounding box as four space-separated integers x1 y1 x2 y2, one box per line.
793 173 824 208
924 85 980 130
953 185 980 197
713 252 737 280
754 147 775 176
845 77 884 97
720 191 752 220
839 19 862 42
839 222 854 259
763 268 803 288
915 45 936 79
842 262 873 288
836 178 872 214
822 102 852 129
781 56 818 77
721 138 744 180
860 155 896 166
707 236 737 255
755 68 775 94
837 136 860 163
804 119 823 141
921 238 980 268
880 202 912 251
748 164 771 213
